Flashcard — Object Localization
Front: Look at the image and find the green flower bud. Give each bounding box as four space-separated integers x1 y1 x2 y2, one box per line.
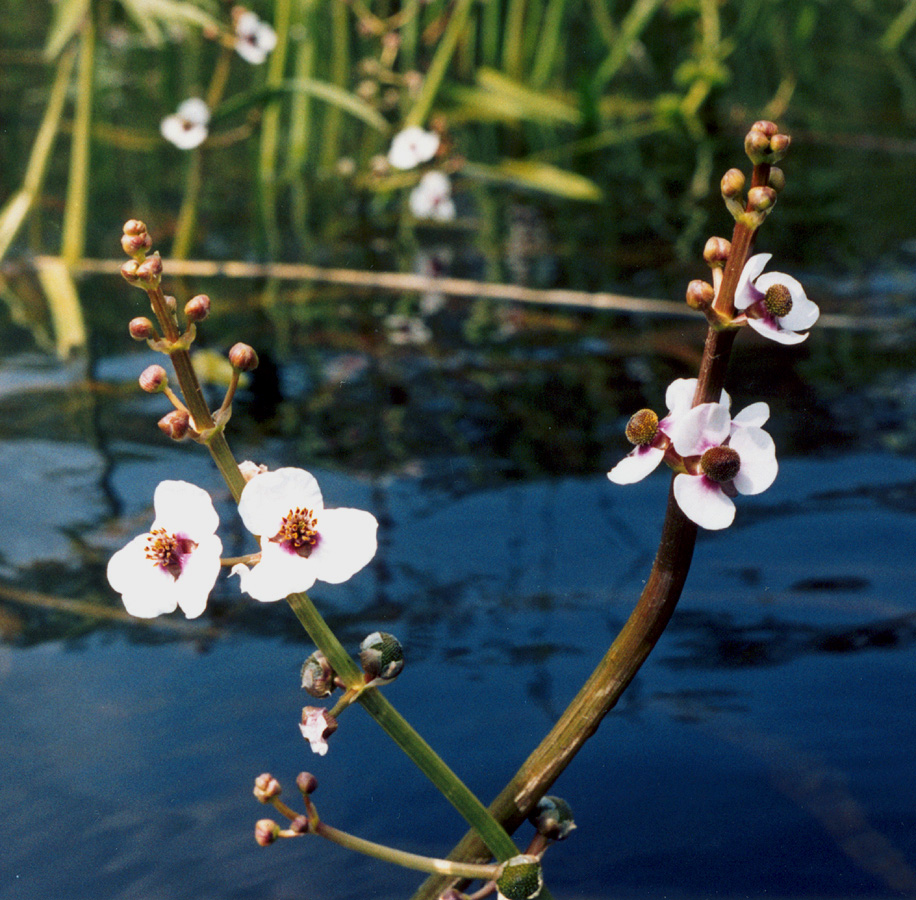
301 650 336 698
359 631 405 684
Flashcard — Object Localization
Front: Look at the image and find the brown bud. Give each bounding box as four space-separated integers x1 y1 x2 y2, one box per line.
296 772 319 795
289 815 309 835
745 128 772 164
184 294 211 322
686 280 715 310
139 364 168 393
703 237 731 267
129 317 156 341
123 219 148 237
751 120 778 137
163 294 177 314
229 342 259 372
720 168 745 198
135 253 163 287
747 186 776 213
770 133 790 156
253 773 281 803
121 231 153 259
254 819 280 847
158 409 190 441
121 259 141 285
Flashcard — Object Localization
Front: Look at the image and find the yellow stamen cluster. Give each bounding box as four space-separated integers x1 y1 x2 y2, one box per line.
764 283 793 318
625 409 659 446
272 507 319 557
144 527 196 579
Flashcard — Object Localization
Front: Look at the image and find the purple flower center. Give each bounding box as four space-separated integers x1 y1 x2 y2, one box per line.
272 507 320 558
145 527 197 580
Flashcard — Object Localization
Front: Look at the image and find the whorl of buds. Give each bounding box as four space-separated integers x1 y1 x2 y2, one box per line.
134 253 163 288
686 280 715 311
301 650 337 698
184 294 211 323
121 229 153 260
158 409 190 441
296 772 319 796
253 773 282 803
254 819 280 847
495 855 543 900
129 317 156 341
529 796 577 842
745 120 790 165
139 364 168 393
229 342 259 372
703 237 731 267
359 632 405 684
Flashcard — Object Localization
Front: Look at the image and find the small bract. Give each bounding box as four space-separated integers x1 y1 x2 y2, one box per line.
232 467 378 602
107 481 222 618
160 98 210 150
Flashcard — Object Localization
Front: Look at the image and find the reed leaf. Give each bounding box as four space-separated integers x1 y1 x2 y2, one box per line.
464 160 602 202
117 0 223 45
475 67 582 124
35 257 88 357
592 0 665 91
44 0 90 60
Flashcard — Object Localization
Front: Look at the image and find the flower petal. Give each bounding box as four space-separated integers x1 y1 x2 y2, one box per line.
310 508 379 584
731 401 770 430
232 542 317 603
673 473 736 530
238 467 324 538
107 536 179 618
173 534 223 618
746 316 809 344
734 253 771 311
607 445 664 484
153 480 219 538
671 402 730 457
731 427 778 495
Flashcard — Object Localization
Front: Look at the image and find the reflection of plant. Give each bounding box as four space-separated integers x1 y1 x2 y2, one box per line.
107 121 812 900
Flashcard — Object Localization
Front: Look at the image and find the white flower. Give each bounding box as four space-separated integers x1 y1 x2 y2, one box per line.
671 402 778 530
160 98 210 150
107 481 222 619
231 467 378 602
234 10 278 65
734 253 819 344
607 378 728 485
387 126 440 170
300 706 337 756
409 171 456 221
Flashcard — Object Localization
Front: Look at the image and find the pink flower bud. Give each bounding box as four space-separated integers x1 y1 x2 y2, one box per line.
129 317 156 341
254 819 280 847
703 237 731 266
296 772 319 795
253 773 281 803
123 219 148 237
686 280 714 310
139 364 168 393
158 409 190 440
185 294 211 322
229 342 259 372
720 168 745 198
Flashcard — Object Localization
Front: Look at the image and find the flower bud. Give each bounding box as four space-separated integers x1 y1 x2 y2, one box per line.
301 650 336 698
495 855 543 900
139 364 168 393
254 819 280 846
289 815 309 835
529 796 577 841
720 168 745 199
123 219 148 237
296 771 319 795
769 132 791 158
744 128 772 164
686 280 714 310
229 342 259 372
703 237 731 267
185 294 211 322
253 773 282 803
752 119 778 137
121 230 153 259
767 166 786 193
163 294 178 314
129 317 156 341
239 460 268 482
158 409 190 441
359 632 404 684
121 259 141 286
135 252 163 288
747 186 776 213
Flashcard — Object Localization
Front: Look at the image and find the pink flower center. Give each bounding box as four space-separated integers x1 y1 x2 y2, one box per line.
699 446 741 483
145 528 197 579
272 507 320 557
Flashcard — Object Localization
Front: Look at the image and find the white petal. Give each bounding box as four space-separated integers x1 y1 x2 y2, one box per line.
671 403 730 457
747 316 809 344
310 508 379 584
238 467 324 537
753 270 819 332
388 127 440 170
730 427 778 495
232 542 317 602
734 253 771 311
664 378 699 414
152 480 219 538
673 473 736 530
108 536 178 618
607 445 664 484
160 115 208 150
731 401 770 430
173 534 223 618
176 98 210 125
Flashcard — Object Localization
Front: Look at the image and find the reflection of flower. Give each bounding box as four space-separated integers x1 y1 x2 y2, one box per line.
231 467 378 602
160 98 210 150
409 171 456 221
671 402 778 530
300 706 337 756
387 126 440 170
607 378 727 485
234 10 278 64
107 481 222 618
734 253 819 344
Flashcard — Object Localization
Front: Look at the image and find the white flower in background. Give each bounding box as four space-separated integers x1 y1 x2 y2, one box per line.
387 126 440 170
160 98 210 150
607 377 728 485
107 481 222 619
300 706 337 756
409 171 456 222
231 467 378 602
734 253 819 344
670 401 778 530
384 313 432 346
233 10 278 64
